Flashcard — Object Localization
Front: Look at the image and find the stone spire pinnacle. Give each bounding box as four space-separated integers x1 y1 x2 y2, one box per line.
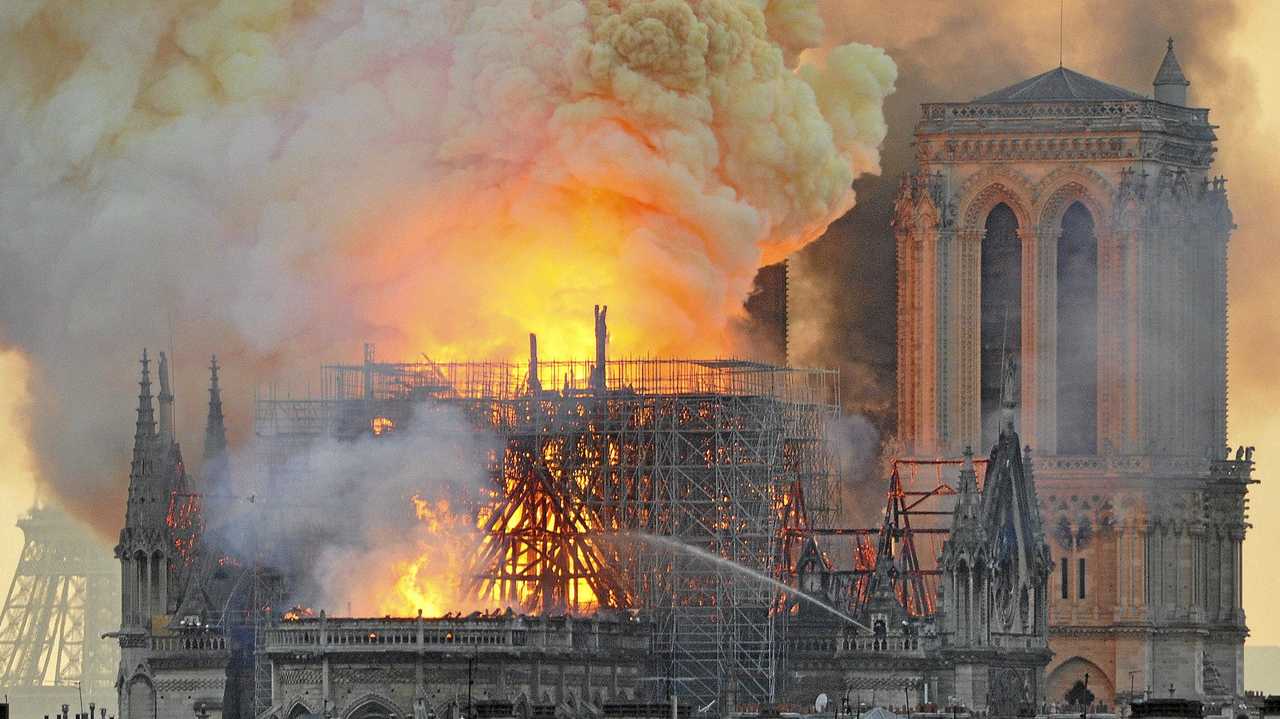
204 355 227 462
1153 37 1189 105
941 446 987 567
958 445 978 495
157 351 175 444
999 324 1018 439
130 349 155 485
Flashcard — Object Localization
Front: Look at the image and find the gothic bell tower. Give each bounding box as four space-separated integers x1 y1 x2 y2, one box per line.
894 42 1254 705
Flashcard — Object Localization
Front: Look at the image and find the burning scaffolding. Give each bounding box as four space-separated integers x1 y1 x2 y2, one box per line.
252 307 841 710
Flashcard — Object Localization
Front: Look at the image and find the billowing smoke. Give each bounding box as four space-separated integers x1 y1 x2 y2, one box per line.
0 1 896 536
207 402 498 616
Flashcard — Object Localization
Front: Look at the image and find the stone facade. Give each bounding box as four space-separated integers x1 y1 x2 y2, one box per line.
258 614 649 719
893 46 1256 705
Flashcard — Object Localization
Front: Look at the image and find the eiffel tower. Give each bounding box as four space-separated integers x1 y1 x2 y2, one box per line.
0 504 119 714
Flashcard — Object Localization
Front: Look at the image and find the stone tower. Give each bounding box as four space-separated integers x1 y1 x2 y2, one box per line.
893 43 1255 705
114 350 221 718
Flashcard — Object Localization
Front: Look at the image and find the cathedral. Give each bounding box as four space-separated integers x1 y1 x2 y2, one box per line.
107 41 1256 719
893 41 1255 703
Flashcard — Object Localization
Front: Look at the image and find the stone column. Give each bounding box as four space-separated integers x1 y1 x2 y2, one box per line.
1233 530 1244 620
121 558 133 627
967 570 975 645
1136 523 1149 617
140 553 150 621
1175 526 1187 616
1219 531 1231 620
957 226 980 450
322 656 331 711
158 556 168 615
1147 526 1161 619
1114 522 1126 618
1037 223 1061 454
1020 228 1039 445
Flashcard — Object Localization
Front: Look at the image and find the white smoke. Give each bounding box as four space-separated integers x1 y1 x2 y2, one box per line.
209 401 498 615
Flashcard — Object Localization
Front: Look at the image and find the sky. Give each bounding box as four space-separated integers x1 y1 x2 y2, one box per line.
0 0 1278 690
1221 0 1280 655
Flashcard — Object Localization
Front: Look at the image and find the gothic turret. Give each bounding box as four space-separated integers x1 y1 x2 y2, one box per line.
940 447 989 647
204 354 228 460
1153 37 1190 105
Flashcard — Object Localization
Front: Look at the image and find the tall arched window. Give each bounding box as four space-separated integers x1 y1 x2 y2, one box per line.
1057 202 1098 455
981 203 1021 449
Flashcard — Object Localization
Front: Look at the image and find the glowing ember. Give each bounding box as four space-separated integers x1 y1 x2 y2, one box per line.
166 488 201 566
282 606 316 621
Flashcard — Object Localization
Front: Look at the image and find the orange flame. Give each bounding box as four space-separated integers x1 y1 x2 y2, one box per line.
377 495 497 618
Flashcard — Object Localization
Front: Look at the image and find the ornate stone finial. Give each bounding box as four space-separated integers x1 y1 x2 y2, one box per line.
130 349 156 487
157 351 174 443
204 354 227 462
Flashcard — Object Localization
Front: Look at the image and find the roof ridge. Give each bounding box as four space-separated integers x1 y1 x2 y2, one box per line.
1060 67 1079 97
973 65 1145 103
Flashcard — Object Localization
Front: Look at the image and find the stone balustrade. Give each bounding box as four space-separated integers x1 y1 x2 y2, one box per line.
263 613 649 657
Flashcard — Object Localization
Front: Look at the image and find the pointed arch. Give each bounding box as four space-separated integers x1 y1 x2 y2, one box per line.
286 699 320 718
1046 656 1114 706
1033 165 1114 230
126 674 157 719
958 167 1037 230
343 693 406 719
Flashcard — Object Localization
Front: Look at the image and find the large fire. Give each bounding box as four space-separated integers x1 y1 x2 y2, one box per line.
0 0 897 620
378 495 495 618
377 425 618 617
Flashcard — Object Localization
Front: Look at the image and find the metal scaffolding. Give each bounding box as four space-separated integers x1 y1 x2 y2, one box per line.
796 457 989 620
253 311 841 712
0 506 119 711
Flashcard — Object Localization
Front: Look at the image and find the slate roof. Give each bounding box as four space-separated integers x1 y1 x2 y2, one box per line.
1153 39 1189 87
974 66 1146 103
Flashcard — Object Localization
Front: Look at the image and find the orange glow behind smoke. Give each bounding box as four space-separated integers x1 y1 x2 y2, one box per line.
372 191 733 364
